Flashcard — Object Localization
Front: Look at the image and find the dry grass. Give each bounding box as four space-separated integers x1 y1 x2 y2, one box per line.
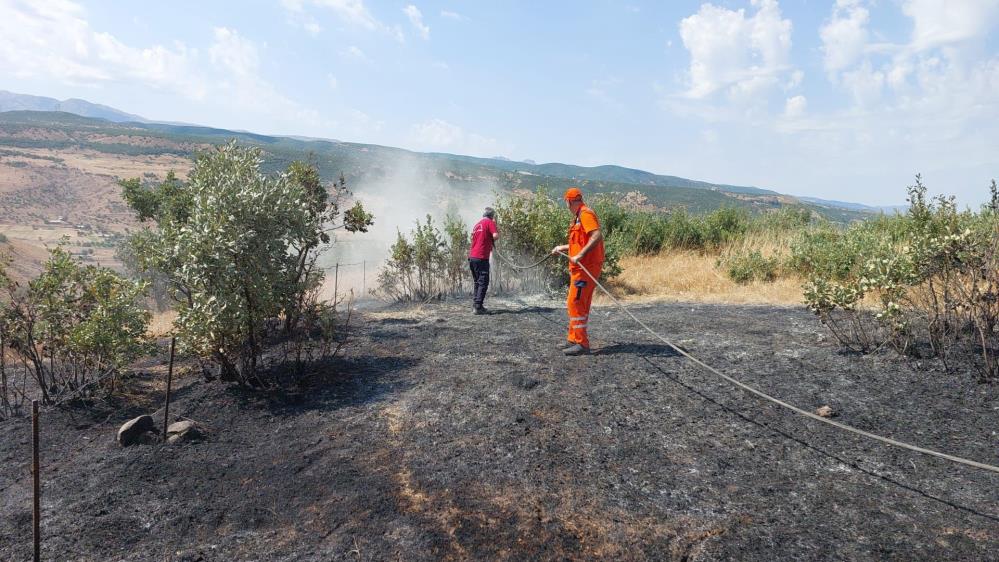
718 230 797 260
603 249 804 306
147 309 178 338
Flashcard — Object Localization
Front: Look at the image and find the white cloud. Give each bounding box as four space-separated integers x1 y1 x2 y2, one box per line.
440 10 463 20
409 118 502 156
818 0 999 117
281 0 324 36
585 76 623 108
840 60 884 106
0 0 366 139
342 45 369 61
344 108 384 135
783 95 806 118
313 0 381 30
677 0 794 101
403 5 430 40
282 0 406 41
820 0 870 75
391 25 406 43
785 69 803 90
0 0 202 97
209 27 259 78
303 20 322 36
903 0 999 51
205 27 323 126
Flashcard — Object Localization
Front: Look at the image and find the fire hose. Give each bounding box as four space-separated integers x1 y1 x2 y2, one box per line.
492 247 999 475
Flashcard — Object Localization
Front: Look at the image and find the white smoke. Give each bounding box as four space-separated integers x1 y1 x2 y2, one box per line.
319 152 496 299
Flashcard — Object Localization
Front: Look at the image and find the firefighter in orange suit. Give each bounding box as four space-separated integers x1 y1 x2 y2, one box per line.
551 187 605 356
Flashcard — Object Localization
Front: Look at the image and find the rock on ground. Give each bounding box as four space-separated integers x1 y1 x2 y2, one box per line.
116 415 158 447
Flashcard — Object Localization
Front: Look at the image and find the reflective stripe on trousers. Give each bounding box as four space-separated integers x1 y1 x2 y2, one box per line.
566 267 600 348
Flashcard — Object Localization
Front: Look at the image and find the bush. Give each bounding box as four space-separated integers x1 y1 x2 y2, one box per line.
0 232 7 244
377 214 469 301
491 189 623 290
0 247 151 411
802 175 999 381
722 250 781 284
119 141 372 385
702 207 750 246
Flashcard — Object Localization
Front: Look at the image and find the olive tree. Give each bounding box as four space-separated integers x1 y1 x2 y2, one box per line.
121 141 372 384
0 247 151 406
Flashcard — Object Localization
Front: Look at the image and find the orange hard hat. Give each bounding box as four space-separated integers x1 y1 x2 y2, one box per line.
563 187 583 201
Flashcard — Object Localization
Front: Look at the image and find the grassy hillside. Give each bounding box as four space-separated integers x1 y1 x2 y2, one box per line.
0 110 871 222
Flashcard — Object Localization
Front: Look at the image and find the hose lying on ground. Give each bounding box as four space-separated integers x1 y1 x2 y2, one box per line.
495 247 999 475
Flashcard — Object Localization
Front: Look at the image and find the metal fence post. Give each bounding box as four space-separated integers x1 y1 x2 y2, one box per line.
162 337 176 441
334 263 340 308
32 399 40 562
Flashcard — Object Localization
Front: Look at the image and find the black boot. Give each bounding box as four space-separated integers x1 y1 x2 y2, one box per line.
562 344 591 356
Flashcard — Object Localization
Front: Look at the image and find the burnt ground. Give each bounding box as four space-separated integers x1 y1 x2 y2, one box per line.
2 298 999 561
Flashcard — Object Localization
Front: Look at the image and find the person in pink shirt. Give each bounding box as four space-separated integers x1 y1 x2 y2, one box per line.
468 207 499 314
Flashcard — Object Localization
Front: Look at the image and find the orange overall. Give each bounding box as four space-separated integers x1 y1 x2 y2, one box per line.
566 205 604 348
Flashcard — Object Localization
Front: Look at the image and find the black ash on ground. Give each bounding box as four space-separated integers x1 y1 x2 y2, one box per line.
2 299 998 561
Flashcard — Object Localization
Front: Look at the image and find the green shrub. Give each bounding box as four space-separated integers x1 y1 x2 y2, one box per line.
801 175 999 381
722 250 781 284
119 141 372 384
377 214 469 301
0 247 151 406
702 207 750 246
492 189 622 291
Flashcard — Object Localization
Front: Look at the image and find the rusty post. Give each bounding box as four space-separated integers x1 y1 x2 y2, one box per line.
334 263 340 309
162 337 176 441
32 399 40 562
362 260 366 297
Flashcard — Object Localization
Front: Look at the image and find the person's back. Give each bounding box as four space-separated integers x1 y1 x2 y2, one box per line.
469 216 497 260
468 209 499 314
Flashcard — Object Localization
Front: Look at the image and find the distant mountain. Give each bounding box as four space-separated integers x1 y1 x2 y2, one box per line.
0 90 147 123
0 94 880 221
798 196 906 214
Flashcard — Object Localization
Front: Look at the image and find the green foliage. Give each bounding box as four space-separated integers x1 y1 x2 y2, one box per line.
119 141 371 384
751 206 813 233
377 214 469 301
0 247 151 406
120 171 191 223
384 191 812 295
443 214 471 294
702 207 750 246
721 250 781 284
801 176 999 381
492 188 574 289
0 232 7 244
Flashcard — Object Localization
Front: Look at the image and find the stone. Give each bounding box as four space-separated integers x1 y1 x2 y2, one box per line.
166 419 205 443
815 405 836 418
117 415 157 447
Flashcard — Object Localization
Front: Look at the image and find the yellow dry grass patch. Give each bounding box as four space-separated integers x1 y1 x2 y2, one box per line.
603 249 804 306
14 147 193 180
146 310 178 338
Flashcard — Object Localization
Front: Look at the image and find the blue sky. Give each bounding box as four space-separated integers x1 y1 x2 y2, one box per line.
1 0 998 206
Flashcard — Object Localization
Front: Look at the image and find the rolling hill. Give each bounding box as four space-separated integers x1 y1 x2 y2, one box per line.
0 104 878 280
0 108 872 220
0 91 148 124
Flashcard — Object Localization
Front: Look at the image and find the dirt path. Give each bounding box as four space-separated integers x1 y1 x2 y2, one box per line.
2 299 999 561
